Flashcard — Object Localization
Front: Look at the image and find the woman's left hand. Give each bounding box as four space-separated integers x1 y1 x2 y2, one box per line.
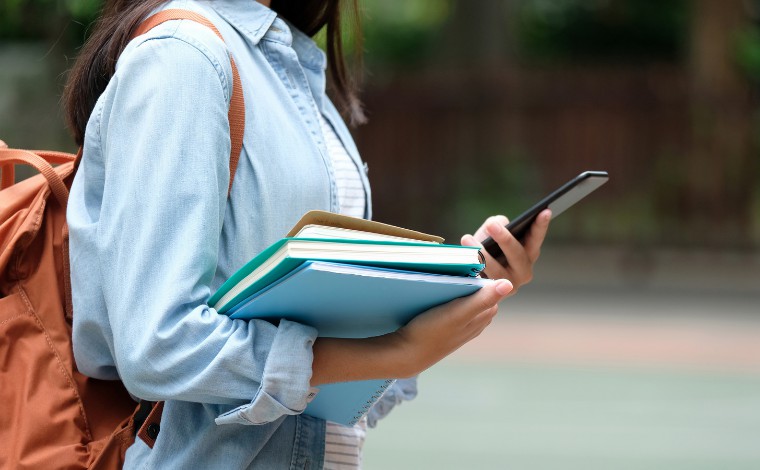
461 209 551 295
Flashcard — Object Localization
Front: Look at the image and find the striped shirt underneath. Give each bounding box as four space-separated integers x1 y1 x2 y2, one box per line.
318 113 366 219
317 112 368 469
324 417 368 469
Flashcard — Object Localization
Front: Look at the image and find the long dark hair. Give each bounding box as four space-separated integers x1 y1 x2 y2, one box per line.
63 0 364 147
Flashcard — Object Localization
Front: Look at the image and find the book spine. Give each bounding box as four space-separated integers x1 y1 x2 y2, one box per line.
347 379 397 426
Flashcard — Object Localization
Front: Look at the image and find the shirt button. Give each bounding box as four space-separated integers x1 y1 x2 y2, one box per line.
147 423 160 440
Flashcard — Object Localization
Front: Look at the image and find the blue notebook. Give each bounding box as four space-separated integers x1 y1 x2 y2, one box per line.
210 237 484 314
225 261 489 425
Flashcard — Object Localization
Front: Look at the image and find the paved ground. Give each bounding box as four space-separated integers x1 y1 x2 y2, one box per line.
363 246 760 469
463 245 760 375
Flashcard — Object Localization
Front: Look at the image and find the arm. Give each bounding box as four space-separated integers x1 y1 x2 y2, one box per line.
310 279 512 428
311 279 514 386
95 33 316 425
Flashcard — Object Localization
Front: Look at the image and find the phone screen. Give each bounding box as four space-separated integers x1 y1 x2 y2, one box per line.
481 171 609 259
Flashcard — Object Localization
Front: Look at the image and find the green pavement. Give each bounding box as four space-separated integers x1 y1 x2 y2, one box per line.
364 361 760 469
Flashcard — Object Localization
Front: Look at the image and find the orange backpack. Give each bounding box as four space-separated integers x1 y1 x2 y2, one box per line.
0 10 244 469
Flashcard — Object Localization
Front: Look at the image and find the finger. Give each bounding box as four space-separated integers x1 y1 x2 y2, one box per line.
460 233 479 248
472 215 509 242
472 280 512 311
463 232 511 281
428 280 507 326
523 209 551 263
453 280 510 323
485 220 531 274
464 305 499 339
461 235 494 279
474 304 499 324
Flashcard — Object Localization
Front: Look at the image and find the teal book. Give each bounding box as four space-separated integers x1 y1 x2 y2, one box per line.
210 237 484 314
225 261 490 425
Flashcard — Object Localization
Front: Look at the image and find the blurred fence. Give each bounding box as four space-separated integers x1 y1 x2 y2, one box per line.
2 40 758 249
355 64 758 248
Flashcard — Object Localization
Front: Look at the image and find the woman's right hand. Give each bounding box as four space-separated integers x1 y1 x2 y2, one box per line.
310 279 513 386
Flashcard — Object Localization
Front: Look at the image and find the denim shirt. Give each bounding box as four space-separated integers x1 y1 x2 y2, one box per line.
66 0 392 468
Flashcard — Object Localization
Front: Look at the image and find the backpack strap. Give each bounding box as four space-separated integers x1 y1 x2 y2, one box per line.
133 9 245 195
0 148 75 207
2 11 245 197
120 11 247 443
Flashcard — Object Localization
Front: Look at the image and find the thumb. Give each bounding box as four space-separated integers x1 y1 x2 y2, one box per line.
475 279 513 310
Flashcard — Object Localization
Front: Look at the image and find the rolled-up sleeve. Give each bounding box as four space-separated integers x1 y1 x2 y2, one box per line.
93 30 315 424
366 377 418 428
216 320 317 425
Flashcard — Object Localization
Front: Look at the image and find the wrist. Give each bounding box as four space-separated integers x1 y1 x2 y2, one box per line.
389 328 439 378
375 331 419 379
310 332 417 387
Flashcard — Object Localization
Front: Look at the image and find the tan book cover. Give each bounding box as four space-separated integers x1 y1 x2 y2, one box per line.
286 210 445 244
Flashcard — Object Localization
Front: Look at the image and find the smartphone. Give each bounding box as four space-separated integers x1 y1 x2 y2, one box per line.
480 170 609 259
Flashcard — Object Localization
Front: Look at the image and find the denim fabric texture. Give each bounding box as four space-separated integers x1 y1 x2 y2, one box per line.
68 0 416 467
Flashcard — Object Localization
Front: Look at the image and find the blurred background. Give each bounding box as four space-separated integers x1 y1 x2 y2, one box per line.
2 0 759 468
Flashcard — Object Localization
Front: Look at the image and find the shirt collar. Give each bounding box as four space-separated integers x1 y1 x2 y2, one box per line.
205 0 327 71
205 0 277 45
288 23 327 72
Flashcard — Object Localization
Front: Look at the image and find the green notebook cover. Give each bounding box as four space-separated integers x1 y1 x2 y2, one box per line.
209 238 484 314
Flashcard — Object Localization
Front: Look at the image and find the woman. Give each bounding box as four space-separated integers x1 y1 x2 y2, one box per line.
64 0 550 468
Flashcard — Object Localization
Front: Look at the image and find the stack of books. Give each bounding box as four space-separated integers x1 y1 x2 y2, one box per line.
210 211 488 425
